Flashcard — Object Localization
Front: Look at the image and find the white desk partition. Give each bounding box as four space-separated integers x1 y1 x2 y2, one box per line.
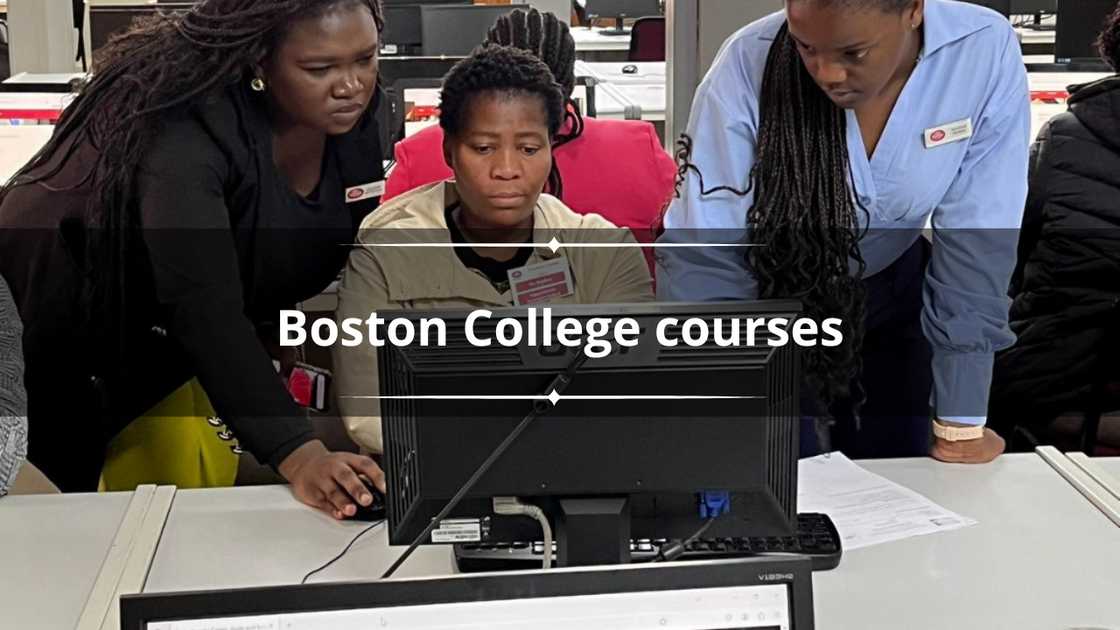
143 485 455 594
1038 447 1120 528
0 490 132 630
1062 452 1120 526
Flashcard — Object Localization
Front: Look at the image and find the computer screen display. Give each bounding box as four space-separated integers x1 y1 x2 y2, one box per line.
122 558 813 630
142 585 792 630
1056 0 1115 62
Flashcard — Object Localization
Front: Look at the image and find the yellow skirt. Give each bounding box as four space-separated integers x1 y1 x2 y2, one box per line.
100 379 240 491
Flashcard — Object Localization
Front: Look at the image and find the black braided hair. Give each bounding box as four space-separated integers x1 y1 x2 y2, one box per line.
439 44 565 140
0 0 383 359
487 8 582 200
673 13 916 413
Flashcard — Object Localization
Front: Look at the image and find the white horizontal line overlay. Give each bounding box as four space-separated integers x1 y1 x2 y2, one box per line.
350 240 763 252
341 392 765 404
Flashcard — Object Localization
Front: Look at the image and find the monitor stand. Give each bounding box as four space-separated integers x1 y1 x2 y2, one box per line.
555 497 632 566
600 16 631 36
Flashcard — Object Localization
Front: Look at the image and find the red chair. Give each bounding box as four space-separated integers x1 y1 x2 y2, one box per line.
627 16 665 62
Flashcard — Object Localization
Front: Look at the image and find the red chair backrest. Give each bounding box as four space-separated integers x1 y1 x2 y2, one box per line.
628 17 665 62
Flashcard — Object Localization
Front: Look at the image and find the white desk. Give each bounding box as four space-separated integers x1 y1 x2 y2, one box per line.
814 454 1120 630
1030 72 1112 93
1095 457 1120 481
571 26 631 53
143 485 455 593
1055 452 1120 526
0 91 72 122
576 60 665 85
0 123 53 183
0 492 133 630
143 455 1120 630
572 26 631 62
594 82 665 122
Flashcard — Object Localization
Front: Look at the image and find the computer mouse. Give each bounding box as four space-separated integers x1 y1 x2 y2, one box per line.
622 64 639 74
349 477 387 522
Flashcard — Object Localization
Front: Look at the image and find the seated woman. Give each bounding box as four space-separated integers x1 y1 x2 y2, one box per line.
989 6 1120 441
383 9 675 252
334 44 654 453
1 275 57 496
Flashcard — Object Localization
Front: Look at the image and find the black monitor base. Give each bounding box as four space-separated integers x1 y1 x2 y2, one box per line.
600 16 631 36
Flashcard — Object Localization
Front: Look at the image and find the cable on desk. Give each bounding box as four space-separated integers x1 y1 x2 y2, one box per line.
301 520 386 585
650 516 720 563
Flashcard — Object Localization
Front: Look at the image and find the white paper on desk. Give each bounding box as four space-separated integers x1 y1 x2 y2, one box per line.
798 453 977 551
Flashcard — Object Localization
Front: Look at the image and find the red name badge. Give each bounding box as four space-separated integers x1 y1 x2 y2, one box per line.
508 258 575 305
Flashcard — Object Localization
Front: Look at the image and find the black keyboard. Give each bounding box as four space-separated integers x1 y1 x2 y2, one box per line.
454 512 842 572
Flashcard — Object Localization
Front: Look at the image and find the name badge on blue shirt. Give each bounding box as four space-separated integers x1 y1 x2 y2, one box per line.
923 118 973 149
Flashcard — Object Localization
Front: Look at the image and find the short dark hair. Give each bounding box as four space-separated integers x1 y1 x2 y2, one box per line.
438 44 565 140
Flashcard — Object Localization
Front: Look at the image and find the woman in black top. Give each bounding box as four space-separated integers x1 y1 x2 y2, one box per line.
0 0 387 519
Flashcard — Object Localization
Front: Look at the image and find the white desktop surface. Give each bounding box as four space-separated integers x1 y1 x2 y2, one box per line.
143 485 456 593
813 454 1120 630
576 61 665 85
0 124 53 183
1029 72 1112 93
1093 457 1120 492
141 455 1120 630
594 83 666 121
572 26 631 52
0 492 133 630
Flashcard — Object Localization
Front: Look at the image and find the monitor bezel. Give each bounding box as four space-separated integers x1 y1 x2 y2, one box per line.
121 556 814 629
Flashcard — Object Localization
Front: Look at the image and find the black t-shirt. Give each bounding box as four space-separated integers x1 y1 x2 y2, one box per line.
445 204 532 293
0 83 386 480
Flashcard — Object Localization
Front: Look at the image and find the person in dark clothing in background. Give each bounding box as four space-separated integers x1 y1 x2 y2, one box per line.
0 0 388 520
989 3 1120 441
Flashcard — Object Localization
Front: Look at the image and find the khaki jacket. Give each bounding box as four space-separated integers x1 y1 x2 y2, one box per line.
334 181 654 452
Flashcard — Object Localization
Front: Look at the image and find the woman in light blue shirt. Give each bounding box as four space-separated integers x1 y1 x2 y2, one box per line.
657 0 1029 463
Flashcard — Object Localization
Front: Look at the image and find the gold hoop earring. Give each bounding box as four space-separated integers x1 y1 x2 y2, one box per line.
250 77 266 92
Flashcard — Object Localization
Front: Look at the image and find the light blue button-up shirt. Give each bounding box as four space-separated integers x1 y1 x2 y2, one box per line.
656 0 1031 424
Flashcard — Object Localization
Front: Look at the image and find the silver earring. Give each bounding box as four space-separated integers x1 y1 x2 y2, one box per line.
250 77 266 92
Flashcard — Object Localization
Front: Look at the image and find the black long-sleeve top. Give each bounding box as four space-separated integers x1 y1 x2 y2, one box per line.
0 84 384 484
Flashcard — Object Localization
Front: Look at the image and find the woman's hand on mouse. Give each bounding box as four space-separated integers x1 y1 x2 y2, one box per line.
279 440 387 520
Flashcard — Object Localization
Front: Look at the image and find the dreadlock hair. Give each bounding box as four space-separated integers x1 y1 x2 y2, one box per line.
486 8 582 200
0 0 383 358
674 3 926 414
439 44 566 155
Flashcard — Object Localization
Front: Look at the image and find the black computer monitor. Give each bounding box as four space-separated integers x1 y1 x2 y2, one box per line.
585 0 662 36
1056 0 1115 62
418 4 532 57
381 0 473 55
121 557 815 630
1012 0 1057 13
962 0 1011 17
381 301 801 567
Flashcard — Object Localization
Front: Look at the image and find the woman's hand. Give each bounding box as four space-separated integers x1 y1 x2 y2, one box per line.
278 440 386 519
930 427 1006 464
